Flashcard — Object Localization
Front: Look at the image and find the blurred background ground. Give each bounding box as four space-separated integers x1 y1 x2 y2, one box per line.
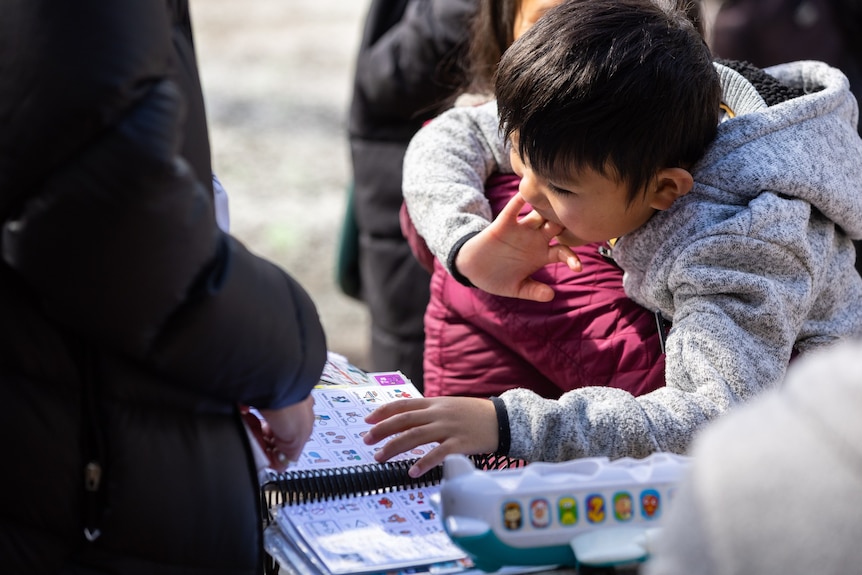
190 0 374 369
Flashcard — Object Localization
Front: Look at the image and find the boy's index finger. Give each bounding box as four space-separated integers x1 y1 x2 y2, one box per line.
501 192 528 220
363 397 423 424
363 398 434 447
518 209 545 229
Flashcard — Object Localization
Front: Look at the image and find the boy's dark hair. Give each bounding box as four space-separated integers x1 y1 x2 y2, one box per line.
496 0 721 204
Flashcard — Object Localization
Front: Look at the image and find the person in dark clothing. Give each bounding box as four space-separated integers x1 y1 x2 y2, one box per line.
706 0 862 128
345 0 477 390
0 1 327 573
704 0 862 274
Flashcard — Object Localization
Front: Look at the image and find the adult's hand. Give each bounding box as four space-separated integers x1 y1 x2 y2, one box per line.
259 394 315 472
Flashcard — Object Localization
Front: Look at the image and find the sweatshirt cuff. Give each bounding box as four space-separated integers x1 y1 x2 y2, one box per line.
446 232 480 287
489 396 511 456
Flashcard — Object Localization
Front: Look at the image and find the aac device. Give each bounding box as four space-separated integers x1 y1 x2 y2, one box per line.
436 452 690 571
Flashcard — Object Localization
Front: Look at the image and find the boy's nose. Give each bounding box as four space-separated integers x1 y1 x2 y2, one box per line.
518 173 547 210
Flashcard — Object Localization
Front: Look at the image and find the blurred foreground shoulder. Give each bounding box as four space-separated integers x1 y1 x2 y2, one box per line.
645 339 862 575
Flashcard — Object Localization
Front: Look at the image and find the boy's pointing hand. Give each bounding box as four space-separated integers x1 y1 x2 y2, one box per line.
362 396 499 478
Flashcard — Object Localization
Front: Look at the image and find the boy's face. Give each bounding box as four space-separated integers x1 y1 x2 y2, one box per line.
509 132 662 246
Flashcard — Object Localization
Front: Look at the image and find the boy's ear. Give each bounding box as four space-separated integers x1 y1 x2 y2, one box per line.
650 168 693 211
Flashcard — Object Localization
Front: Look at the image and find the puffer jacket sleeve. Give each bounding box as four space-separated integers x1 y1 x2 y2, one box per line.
0 0 326 410
352 0 476 123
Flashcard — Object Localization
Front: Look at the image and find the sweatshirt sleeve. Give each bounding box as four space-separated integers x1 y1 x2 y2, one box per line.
498 205 824 461
0 0 327 410
402 100 513 273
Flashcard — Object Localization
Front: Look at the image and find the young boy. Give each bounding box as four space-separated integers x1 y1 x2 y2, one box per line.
400 0 669 402
364 0 862 477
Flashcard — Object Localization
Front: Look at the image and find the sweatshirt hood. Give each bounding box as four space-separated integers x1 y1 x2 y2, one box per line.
695 61 862 239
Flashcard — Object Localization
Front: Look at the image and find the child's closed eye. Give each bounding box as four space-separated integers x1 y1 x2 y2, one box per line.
548 182 573 196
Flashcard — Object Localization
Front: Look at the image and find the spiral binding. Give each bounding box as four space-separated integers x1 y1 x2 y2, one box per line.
263 459 441 508
262 453 525 512
471 453 527 471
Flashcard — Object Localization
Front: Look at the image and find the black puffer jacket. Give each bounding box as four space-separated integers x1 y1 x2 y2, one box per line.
347 0 476 386
0 1 327 573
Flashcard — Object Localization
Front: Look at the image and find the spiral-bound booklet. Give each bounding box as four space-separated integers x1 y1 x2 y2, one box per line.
259 353 524 575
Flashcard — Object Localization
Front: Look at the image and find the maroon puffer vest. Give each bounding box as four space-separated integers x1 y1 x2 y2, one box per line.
404 173 666 399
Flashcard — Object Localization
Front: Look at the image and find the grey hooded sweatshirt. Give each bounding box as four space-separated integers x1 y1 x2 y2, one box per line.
402 61 862 462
